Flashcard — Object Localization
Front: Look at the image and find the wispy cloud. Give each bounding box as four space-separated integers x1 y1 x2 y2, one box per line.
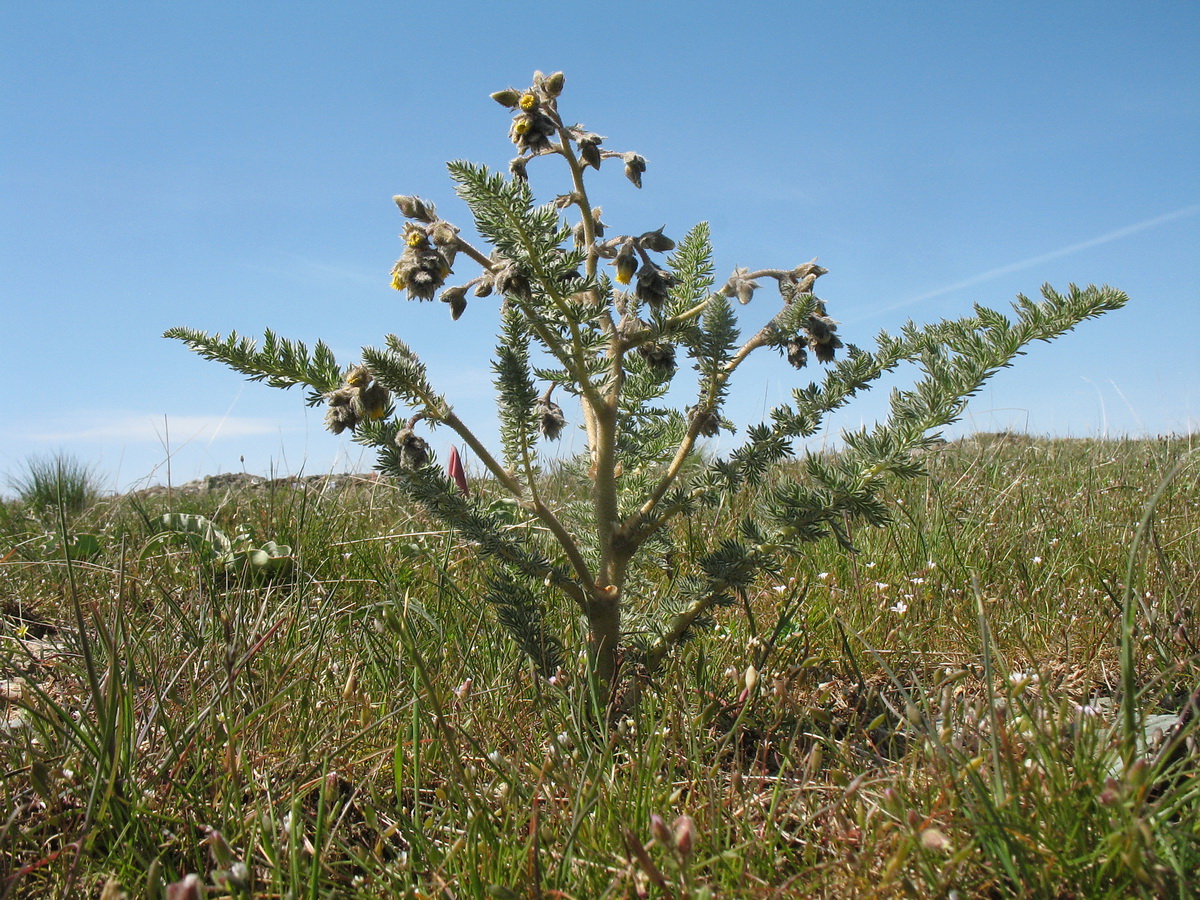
855 204 1200 321
26 413 291 444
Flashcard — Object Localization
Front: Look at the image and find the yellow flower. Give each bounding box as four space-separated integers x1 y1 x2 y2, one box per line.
519 92 537 110
391 271 406 291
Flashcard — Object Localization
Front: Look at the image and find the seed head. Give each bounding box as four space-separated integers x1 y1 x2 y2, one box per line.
492 260 533 301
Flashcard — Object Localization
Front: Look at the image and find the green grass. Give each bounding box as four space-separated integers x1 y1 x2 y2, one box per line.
2 435 1198 898
4 452 103 516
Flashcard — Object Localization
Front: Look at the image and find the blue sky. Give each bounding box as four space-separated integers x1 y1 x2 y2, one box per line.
3 2 1197 493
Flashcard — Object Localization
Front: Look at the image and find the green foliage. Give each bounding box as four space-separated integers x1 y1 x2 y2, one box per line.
165 70 1127 706
147 511 293 580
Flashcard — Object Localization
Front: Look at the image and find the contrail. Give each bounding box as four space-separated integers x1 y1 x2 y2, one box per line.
855 204 1200 321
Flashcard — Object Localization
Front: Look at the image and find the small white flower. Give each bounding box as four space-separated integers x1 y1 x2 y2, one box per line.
1032 556 1043 565
889 599 908 615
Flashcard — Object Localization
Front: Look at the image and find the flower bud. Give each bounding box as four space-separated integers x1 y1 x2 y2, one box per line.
345 364 371 388
360 381 389 419
165 874 202 900
491 89 522 108
637 227 675 253
722 267 759 305
431 221 459 248
649 813 673 847
543 71 565 97
207 828 234 868
576 131 604 169
920 828 951 852
613 240 638 285
744 663 759 693
623 153 647 188
440 284 469 320
509 156 529 181
393 195 434 222
673 815 695 858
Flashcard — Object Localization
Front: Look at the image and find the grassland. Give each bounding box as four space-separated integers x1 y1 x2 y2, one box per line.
2 434 1198 898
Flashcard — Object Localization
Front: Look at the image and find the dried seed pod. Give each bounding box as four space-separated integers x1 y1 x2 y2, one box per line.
805 314 843 363
395 428 430 468
688 405 721 437
537 397 566 440
635 263 677 307
785 337 808 369
637 341 676 373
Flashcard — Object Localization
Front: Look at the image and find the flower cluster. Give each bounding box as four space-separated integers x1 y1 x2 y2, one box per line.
323 365 389 434
492 71 565 157
390 221 455 301
803 305 843 364
604 228 677 306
